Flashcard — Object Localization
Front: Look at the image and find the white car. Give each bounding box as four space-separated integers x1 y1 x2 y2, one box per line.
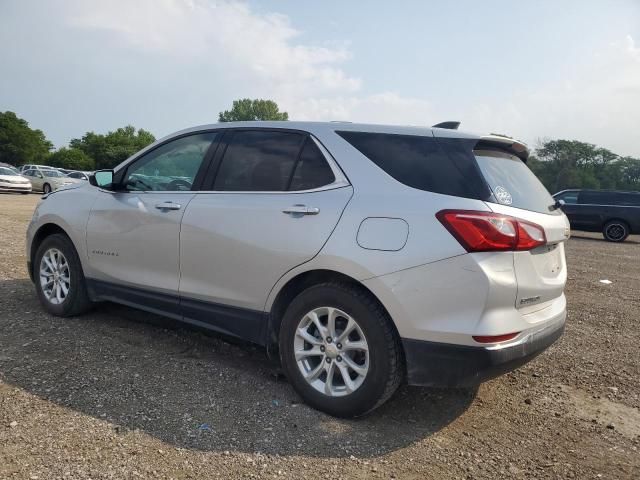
0 166 32 194
20 164 53 173
26 121 568 417
22 167 80 193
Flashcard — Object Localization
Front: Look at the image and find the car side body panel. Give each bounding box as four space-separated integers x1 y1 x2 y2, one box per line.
26 184 99 271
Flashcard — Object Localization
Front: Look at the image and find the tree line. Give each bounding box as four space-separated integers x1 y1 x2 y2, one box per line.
1 100 639 193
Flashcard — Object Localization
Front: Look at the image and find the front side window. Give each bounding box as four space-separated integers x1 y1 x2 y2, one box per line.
556 191 579 204
214 130 304 191
124 132 218 191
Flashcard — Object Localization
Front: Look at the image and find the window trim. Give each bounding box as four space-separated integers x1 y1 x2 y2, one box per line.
200 128 349 194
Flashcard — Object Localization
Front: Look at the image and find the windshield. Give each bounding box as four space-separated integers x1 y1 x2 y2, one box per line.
0 167 18 176
42 170 64 177
474 150 557 214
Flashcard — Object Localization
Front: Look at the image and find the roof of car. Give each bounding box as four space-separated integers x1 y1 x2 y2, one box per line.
555 189 640 195
163 121 481 141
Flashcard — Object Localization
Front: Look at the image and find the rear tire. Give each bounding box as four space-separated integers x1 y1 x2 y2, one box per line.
43 183 52 194
34 233 92 317
279 282 404 418
602 220 629 242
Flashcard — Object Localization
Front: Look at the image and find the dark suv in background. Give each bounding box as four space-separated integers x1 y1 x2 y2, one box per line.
554 189 640 242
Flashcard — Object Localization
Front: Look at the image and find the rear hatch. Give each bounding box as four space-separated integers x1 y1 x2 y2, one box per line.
474 149 570 311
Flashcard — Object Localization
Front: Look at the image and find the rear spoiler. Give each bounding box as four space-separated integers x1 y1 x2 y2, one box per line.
475 135 530 162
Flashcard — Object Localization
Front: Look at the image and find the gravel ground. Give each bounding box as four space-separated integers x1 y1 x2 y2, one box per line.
1 193 639 479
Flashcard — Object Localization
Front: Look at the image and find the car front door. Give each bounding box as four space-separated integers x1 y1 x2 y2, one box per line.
179 130 353 342
85 132 219 313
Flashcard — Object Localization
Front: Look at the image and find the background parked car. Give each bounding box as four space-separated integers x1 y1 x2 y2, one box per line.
20 164 54 173
0 166 31 194
554 189 640 242
22 167 80 193
0 162 20 174
65 170 92 181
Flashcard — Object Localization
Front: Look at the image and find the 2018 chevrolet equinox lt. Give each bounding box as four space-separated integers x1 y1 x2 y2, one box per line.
26 121 568 417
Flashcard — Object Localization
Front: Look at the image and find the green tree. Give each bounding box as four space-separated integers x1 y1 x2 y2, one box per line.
218 98 289 122
529 139 640 193
0 111 53 166
70 125 155 169
48 147 95 171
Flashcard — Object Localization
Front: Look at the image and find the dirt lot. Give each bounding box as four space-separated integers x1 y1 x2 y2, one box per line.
0 193 639 479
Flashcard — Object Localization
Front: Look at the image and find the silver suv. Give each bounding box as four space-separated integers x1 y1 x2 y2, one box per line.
27 122 568 417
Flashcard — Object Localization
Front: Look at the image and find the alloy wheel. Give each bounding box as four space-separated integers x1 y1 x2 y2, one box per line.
606 223 625 241
294 306 369 397
39 248 70 305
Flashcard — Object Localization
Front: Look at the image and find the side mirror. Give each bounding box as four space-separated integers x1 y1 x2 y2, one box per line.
90 170 115 189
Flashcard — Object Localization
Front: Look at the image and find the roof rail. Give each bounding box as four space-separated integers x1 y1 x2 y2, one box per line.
432 121 460 130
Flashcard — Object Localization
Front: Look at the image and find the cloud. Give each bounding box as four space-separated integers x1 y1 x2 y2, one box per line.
457 35 640 155
68 0 360 95
2 0 638 157
66 0 434 127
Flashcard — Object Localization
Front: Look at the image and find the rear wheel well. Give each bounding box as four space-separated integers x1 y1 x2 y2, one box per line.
267 269 401 356
30 224 71 276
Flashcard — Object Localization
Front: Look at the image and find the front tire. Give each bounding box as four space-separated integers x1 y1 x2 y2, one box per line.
603 220 629 242
43 183 52 194
34 234 92 317
279 282 404 417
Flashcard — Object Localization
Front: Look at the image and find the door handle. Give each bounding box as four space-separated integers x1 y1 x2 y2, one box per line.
283 205 320 215
155 201 182 211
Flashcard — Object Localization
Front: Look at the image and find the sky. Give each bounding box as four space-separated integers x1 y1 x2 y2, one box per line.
1 0 639 156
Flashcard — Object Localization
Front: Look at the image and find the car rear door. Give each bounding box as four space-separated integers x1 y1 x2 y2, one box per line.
179 129 353 342
85 131 219 311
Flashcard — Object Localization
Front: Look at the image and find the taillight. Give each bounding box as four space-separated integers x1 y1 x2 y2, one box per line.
436 210 546 252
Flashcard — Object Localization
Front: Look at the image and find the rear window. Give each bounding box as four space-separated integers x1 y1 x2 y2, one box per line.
579 191 640 206
336 131 482 198
474 150 556 214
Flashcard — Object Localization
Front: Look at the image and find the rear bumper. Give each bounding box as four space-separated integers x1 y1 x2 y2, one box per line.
402 318 565 387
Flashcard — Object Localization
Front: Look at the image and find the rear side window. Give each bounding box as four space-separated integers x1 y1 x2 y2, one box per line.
336 131 480 198
579 191 640 206
289 138 335 191
474 150 557 214
617 192 640 206
214 131 304 191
